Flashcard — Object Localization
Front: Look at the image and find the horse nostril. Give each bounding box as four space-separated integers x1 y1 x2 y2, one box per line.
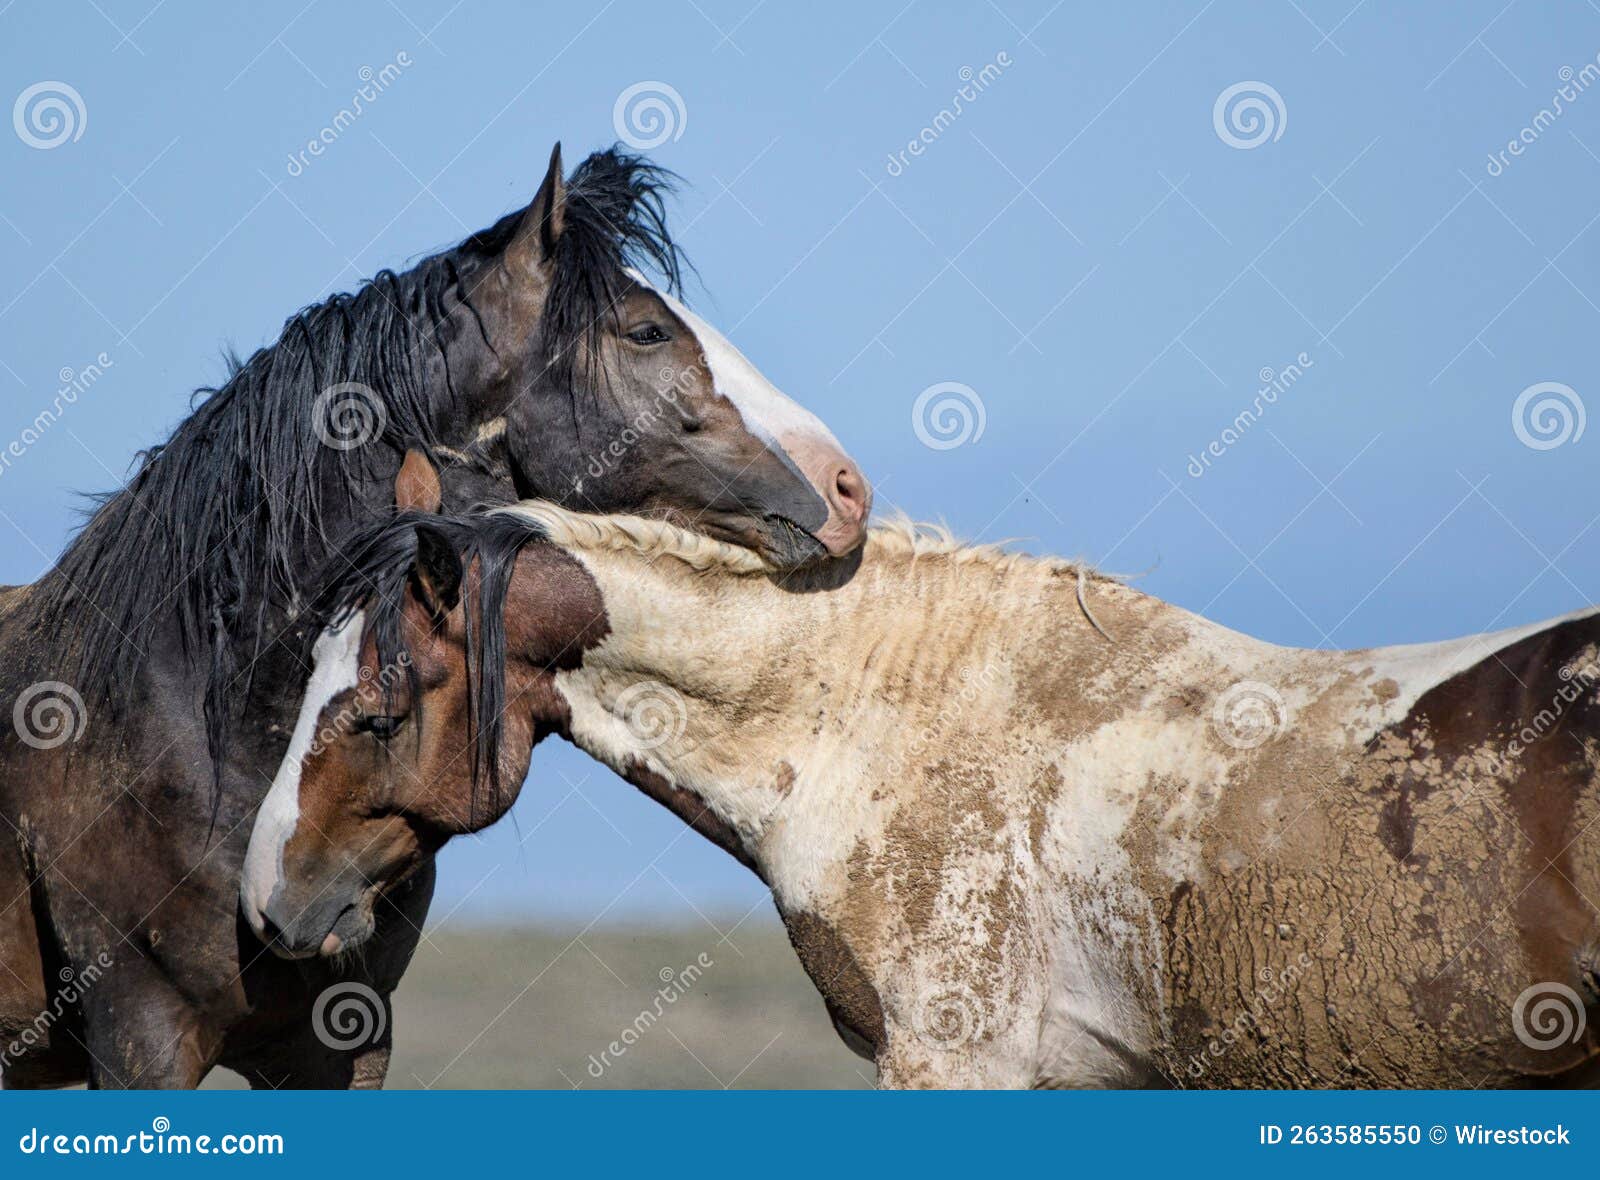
832 462 870 522
256 911 286 947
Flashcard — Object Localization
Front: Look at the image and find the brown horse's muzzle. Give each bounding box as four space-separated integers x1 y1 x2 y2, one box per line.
251 878 376 960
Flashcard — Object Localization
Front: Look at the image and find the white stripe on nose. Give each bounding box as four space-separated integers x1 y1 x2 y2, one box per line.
240 611 367 932
627 269 844 451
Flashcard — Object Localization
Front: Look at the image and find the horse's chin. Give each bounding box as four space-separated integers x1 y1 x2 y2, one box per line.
317 902 378 959
754 515 832 570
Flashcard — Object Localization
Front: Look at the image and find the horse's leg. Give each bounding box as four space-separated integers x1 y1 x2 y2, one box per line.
80 965 215 1089
0 836 94 1088
0 836 48 1065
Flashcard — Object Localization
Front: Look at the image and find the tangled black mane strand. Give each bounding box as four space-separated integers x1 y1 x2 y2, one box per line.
540 149 687 402
309 510 545 823
31 145 687 803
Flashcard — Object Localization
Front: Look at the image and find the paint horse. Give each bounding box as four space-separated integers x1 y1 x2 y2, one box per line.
241 500 1600 1087
0 145 869 1088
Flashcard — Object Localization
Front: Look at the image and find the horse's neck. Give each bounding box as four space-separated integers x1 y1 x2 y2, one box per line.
557 542 1146 853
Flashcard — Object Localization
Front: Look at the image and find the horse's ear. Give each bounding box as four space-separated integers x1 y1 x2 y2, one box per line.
506 142 565 271
410 525 462 618
395 449 442 513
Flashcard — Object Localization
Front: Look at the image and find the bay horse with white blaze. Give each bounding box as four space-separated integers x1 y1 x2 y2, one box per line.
0 145 868 1088
246 495 1600 1088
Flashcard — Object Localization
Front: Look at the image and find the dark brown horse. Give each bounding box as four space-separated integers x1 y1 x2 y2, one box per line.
247 498 1600 1088
0 145 869 1088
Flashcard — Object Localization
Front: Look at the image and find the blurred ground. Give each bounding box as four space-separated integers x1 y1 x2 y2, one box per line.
207 915 872 1090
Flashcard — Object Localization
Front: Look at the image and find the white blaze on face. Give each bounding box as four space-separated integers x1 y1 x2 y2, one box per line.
625 269 844 453
239 611 367 931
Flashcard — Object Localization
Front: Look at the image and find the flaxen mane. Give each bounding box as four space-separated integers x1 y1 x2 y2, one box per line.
499 501 1117 636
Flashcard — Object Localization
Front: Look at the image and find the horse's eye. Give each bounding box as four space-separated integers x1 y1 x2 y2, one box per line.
626 323 669 346
357 715 406 741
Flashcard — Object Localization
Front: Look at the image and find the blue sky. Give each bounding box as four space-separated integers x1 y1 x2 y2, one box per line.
3 1 1600 922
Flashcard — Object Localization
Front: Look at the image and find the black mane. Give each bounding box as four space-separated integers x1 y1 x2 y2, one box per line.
309 509 544 821
33 147 684 790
